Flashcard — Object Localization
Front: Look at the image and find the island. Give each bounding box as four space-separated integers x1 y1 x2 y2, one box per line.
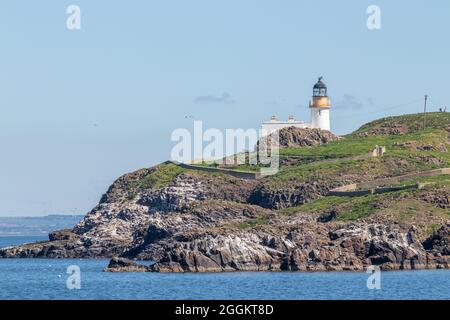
1 113 449 272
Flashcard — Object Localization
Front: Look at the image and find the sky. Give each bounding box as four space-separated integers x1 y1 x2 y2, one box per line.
1 0 449 216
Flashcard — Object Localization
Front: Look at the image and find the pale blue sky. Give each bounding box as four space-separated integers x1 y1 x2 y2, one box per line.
1 1 449 216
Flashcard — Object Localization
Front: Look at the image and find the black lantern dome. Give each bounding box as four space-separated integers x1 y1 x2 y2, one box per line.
313 77 327 97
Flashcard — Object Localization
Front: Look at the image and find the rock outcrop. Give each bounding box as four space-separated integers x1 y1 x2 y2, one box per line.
259 127 341 150
423 224 450 255
276 127 341 148
147 222 449 272
104 257 149 272
250 179 333 209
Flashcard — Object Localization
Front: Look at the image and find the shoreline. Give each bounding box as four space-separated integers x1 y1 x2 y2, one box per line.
1 256 450 274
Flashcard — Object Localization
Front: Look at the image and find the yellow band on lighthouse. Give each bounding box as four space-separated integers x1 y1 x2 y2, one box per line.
309 96 330 109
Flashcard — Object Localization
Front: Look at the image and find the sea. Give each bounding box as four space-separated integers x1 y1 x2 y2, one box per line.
0 236 449 300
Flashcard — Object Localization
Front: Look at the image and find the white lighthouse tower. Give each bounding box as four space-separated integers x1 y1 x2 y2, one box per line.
309 77 331 131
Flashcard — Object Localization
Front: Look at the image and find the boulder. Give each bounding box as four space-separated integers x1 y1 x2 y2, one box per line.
48 229 77 241
104 257 149 272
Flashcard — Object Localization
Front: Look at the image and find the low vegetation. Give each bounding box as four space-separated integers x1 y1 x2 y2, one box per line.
353 112 450 136
139 162 186 189
263 113 450 189
141 112 450 226
278 194 379 221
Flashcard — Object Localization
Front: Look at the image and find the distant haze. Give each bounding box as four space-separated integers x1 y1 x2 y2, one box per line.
0 215 84 236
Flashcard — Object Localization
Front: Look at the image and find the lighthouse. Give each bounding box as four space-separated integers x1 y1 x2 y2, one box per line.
261 77 333 136
309 77 331 131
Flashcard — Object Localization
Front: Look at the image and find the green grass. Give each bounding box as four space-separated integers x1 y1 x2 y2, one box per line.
278 194 379 221
139 162 186 189
337 196 377 221
186 114 450 185
280 136 375 158
353 112 450 135
278 196 348 215
229 217 270 229
390 172 450 187
354 112 450 134
281 128 449 159
426 223 442 235
398 206 419 221
419 174 450 186
262 126 450 189
264 157 379 189
136 113 450 195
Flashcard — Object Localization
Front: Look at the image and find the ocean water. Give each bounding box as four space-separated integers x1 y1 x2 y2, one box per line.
0 236 449 300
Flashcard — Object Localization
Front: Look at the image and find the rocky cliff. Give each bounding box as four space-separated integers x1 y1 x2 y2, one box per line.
259 126 341 149
1 113 449 272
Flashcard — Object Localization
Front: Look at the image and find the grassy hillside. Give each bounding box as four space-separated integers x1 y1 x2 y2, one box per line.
268 112 450 233
353 112 450 136
130 112 449 224
265 112 450 189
